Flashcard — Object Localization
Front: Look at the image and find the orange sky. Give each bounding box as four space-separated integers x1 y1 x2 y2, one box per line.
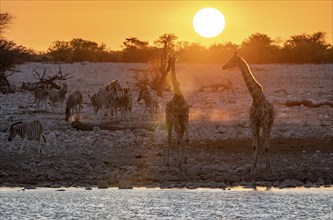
1 1 332 52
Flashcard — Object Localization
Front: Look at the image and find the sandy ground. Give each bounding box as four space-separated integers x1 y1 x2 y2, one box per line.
0 62 332 188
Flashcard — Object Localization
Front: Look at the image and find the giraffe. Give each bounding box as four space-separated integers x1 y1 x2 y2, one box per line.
222 52 274 177
165 54 189 167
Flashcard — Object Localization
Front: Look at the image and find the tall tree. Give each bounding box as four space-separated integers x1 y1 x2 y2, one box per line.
240 33 278 63
0 12 31 93
283 32 331 63
48 40 72 62
122 37 150 62
154 33 178 53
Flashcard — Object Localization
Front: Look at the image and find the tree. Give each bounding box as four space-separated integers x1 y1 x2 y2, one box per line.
0 13 13 37
178 42 208 63
240 33 278 63
208 42 239 63
154 33 178 53
0 13 32 93
69 38 106 62
48 40 72 62
283 32 331 63
122 37 150 62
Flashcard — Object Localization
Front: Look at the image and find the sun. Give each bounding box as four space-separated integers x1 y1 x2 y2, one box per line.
193 8 225 38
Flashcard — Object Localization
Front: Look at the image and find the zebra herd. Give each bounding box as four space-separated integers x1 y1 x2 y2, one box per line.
88 80 133 122
8 79 160 154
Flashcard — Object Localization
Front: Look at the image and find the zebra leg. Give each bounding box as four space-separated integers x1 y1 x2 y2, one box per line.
38 138 42 154
142 107 147 120
19 139 27 154
36 100 40 111
51 102 55 114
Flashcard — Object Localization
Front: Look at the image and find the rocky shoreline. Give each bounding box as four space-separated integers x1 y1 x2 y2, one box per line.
1 135 332 190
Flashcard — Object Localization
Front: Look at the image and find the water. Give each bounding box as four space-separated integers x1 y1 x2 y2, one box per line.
0 188 332 219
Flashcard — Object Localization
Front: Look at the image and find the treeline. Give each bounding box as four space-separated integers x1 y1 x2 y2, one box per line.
41 32 332 64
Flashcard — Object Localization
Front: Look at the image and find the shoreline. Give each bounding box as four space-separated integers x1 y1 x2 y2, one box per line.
1 137 332 190
1 185 333 191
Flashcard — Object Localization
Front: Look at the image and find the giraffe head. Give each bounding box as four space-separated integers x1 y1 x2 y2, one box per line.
222 52 241 70
166 54 179 72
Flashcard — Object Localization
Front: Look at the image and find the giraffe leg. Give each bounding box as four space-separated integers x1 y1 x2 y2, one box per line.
174 123 182 167
182 122 189 164
179 129 185 167
263 123 272 173
250 120 260 178
166 119 173 166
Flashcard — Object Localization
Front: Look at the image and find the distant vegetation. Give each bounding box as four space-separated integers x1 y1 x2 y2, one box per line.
1 12 333 66
41 32 333 64
0 13 33 93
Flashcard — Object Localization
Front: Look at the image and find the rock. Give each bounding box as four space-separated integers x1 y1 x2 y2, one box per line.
159 182 175 189
56 189 65 191
97 180 108 189
304 181 314 188
256 181 271 187
315 178 325 186
24 186 37 190
217 182 228 189
118 180 133 189
0 171 9 178
203 181 218 188
279 179 303 188
85 187 93 190
272 181 280 188
186 182 200 189
50 184 62 188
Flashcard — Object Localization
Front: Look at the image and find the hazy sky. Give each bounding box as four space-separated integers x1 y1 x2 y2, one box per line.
1 1 332 52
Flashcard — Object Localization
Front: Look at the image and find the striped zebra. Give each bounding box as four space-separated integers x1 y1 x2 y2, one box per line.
65 91 83 122
89 90 114 122
49 83 68 113
137 89 159 120
106 79 123 94
120 87 133 121
8 120 46 154
33 85 49 111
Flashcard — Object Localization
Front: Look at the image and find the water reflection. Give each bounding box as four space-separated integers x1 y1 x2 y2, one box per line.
1 188 332 219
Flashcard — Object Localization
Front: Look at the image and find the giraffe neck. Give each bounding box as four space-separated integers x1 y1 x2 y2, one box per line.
238 58 264 101
171 65 182 96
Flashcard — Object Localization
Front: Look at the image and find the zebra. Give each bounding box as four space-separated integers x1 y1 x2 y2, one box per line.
49 83 68 113
107 82 134 121
32 85 49 111
137 89 159 120
89 90 113 122
119 87 133 121
8 120 46 154
65 91 83 122
106 79 123 94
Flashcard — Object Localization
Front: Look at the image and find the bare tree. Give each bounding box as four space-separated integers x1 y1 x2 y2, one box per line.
0 12 32 93
21 65 72 91
0 13 13 36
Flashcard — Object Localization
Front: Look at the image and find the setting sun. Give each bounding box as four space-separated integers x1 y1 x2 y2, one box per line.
193 8 225 38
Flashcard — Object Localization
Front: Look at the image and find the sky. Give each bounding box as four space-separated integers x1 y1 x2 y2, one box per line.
1 1 332 52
